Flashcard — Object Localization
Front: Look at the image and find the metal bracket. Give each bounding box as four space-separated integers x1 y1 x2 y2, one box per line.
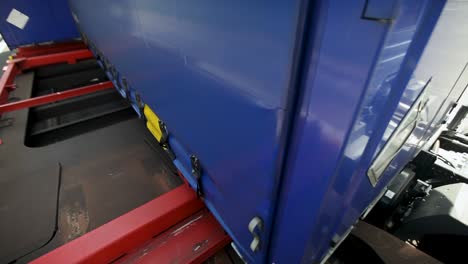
135 92 145 111
103 57 111 72
248 216 263 252
158 120 169 144
110 66 118 82
158 120 174 159
361 0 396 23
190 155 203 198
162 143 176 160
121 78 131 99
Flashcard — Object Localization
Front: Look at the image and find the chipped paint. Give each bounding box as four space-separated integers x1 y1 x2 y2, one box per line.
171 214 204 237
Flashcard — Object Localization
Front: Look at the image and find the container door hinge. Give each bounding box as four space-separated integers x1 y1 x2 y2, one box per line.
158 120 169 144
361 0 396 23
190 155 203 198
135 92 145 112
248 216 263 252
121 78 131 99
159 121 175 160
110 66 118 83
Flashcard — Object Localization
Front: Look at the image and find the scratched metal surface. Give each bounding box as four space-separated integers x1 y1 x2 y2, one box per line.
115 210 234 264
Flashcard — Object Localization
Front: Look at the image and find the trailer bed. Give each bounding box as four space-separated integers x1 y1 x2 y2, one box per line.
0 58 183 263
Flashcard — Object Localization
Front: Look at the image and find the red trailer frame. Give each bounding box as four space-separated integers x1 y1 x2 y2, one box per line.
0 42 230 263
0 47 95 106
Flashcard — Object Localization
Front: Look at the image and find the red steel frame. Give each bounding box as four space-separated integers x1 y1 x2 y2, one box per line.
31 185 205 264
0 81 114 113
30 183 230 264
0 46 94 107
115 209 232 264
15 41 87 58
1 42 231 263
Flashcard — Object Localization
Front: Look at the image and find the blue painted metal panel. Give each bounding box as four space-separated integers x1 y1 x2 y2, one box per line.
68 0 463 262
69 1 303 262
0 0 78 49
332 2 468 257
270 0 457 263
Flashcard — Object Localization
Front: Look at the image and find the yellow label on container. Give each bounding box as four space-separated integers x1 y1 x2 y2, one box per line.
144 105 163 142
146 121 163 142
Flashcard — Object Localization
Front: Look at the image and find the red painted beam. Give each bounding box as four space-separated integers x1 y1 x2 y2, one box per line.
0 63 19 104
14 49 93 70
1 46 93 106
16 42 87 58
31 185 204 264
0 81 114 113
116 210 231 264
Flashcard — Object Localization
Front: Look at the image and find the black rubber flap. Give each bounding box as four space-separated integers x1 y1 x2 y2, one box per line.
0 164 61 263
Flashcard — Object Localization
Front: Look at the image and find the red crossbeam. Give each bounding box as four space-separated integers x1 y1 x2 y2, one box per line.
115 210 231 264
31 185 205 264
0 63 19 104
0 81 114 113
16 42 87 58
14 49 93 70
0 48 94 106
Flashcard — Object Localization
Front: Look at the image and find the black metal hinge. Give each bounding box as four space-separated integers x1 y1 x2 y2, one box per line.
190 155 203 198
361 0 396 23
